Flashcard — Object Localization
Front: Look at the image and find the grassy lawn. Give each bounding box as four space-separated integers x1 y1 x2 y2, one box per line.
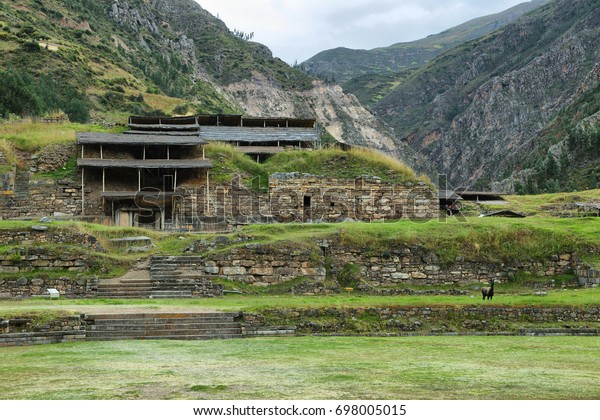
0 121 124 153
1 336 599 399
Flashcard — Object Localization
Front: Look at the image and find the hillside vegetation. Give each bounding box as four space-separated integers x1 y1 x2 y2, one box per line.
0 0 312 122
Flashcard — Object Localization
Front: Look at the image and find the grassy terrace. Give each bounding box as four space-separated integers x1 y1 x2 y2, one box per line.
1 287 600 319
2 214 599 265
0 121 124 154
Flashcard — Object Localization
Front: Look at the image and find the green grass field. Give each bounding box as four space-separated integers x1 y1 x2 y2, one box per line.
1 336 599 399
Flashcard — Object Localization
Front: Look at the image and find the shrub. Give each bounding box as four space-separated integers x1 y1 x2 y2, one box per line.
337 263 362 288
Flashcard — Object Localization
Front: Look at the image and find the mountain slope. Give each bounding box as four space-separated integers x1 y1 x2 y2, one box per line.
0 0 433 175
301 0 548 85
372 0 600 191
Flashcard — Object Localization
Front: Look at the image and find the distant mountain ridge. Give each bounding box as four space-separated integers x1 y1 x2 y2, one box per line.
301 0 549 84
372 0 600 192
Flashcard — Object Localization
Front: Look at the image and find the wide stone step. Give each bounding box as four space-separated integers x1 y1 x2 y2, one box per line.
149 275 187 281
87 327 242 336
150 282 200 288
150 265 183 271
100 280 153 285
149 291 193 298
86 333 242 341
97 291 152 296
98 285 153 290
90 320 239 328
151 257 205 262
86 312 240 321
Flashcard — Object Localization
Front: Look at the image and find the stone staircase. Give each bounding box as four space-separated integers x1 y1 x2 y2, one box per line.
96 279 154 299
84 312 243 341
13 168 30 199
149 256 222 298
95 256 222 299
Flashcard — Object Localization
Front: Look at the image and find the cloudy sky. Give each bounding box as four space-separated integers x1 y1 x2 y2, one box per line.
195 0 532 64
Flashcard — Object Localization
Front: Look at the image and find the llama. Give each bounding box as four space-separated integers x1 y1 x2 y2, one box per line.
481 279 495 300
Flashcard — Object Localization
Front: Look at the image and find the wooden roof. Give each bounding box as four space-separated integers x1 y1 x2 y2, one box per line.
199 126 318 144
128 114 316 128
125 130 200 137
235 146 286 155
127 123 200 131
129 116 198 125
77 158 212 169
77 132 205 146
438 190 463 200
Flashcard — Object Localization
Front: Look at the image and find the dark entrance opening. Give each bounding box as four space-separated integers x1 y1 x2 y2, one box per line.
304 195 311 207
303 195 311 221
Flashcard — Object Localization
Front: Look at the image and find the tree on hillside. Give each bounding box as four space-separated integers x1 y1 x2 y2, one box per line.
0 69 44 117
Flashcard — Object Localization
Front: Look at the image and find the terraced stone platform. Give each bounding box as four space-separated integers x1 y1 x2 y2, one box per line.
96 256 222 298
84 312 244 341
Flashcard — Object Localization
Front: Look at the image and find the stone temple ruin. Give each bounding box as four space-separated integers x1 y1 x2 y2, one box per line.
1 115 438 229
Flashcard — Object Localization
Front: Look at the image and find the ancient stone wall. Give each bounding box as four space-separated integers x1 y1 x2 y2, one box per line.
0 315 87 346
0 177 102 219
269 173 437 222
203 242 326 286
577 265 600 287
0 246 96 273
324 241 580 287
249 306 600 335
0 230 105 251
0 275 98 299
185 238 582 289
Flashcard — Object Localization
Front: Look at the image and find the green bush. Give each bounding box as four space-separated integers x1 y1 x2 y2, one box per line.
337 263 361 288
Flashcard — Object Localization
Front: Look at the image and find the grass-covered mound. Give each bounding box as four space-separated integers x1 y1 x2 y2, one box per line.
206 142 431 190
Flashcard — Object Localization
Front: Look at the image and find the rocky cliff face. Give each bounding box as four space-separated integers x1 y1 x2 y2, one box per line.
224 73 433 175
373 0 600 190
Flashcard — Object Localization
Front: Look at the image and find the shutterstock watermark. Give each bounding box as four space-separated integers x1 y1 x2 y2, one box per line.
129 174 468 227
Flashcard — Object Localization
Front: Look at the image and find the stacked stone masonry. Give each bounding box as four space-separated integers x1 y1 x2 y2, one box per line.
249 306 600 335
1 169 438 228
269 174 438 222
2 307 599 346
186 238 596 287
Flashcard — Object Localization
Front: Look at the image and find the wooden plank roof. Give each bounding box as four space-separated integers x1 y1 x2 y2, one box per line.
199 126 318 144
125 130 200 137
127 123 200 131
129 116 198 125
235 146 286 154
77 132 206 146
77 158 212 169
128 114 316 128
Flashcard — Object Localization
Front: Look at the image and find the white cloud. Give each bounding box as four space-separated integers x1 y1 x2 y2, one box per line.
195 0 532 64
